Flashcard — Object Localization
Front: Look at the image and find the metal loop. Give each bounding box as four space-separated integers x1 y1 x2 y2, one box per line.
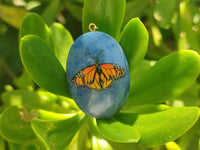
89 23 98 31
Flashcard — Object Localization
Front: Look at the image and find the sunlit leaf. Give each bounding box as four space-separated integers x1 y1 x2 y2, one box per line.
20 13 54 53
96 118 140 143
50 23 74 70
20 35 71 97
0 106 36 143
124 50 200 108
119 18 149 70
31 112 86 150
116 107 200 147
2 89 74 113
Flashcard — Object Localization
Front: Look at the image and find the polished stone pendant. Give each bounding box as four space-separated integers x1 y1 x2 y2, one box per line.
66 29 130 118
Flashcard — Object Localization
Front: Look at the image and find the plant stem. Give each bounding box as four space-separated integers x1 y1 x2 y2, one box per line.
0 58 16 80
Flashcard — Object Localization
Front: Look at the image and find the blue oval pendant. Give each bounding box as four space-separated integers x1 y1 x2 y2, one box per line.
67 31 130 118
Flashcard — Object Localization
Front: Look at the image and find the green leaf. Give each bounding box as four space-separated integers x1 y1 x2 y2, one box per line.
82 0 125 39
91 135 113 150
178 119 200 150
41 0 61 26
114 107 200 147
88 118 114 150
14 71 35 90
36 109 77 121
65 1 83 22
50 23 74 70
133 107 200 147
121 104 170 113
20 13 54 54
0 135 5 150
96 118 140 143
124 50 200 108
68 122 90 150
170 81 199 107
129 60 156 89
0 5 28 29
122 0 150 28
165 142 182 150
8 139 46 150
90 118 141 150
20 35 71 97
119 18 149 70
31 112 86 150
0 106 36 143
154 0 178 29
177 1 200 51
2 89 73 113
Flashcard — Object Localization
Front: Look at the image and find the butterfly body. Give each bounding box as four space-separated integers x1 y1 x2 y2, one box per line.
72 61 125 90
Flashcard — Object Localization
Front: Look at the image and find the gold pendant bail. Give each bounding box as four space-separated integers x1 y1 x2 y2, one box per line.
89 23 98 31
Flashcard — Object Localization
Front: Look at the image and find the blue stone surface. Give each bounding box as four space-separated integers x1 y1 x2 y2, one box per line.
66 31 130 118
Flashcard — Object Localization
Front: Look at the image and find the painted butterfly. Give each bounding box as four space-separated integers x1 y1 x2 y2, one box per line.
71 60 125 90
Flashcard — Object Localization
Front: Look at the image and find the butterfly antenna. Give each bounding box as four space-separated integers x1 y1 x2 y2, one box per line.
97 51 104 60
84 51 104 62
84 54 97 61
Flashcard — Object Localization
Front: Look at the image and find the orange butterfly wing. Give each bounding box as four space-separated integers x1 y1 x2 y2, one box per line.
72 63 125 90
100 64 125 88
72 65 96 87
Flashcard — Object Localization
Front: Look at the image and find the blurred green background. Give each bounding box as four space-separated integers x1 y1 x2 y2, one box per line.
0 0 200 149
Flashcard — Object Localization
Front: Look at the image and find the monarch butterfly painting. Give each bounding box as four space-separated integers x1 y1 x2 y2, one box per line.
67 31 130 118
71 60 125 90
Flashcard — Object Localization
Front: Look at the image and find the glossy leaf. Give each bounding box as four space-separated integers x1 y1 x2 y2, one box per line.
82 0 125 39
2 89 72 113
42 0 60 26
124 50 200 108
115 107 199 147
20 35 71 97
0 106 36 143
90 119 141 150
119 18 149 70
67 122 90 150
129 60 156 89
0 5 28 29
96 118 140 143
154 0 178 29
135 107 200 147
121 104 170 113
31 112 86 150
88 118 114 150
91 135 113 150
50 23 74 70
20 13 54 53
36 109 77 121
